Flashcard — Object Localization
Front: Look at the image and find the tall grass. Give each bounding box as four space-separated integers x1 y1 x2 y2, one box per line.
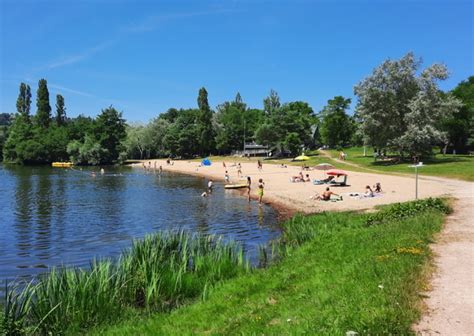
1 231 249 335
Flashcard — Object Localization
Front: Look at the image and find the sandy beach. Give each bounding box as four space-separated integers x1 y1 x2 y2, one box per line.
133 159 461 214
134 159 474 334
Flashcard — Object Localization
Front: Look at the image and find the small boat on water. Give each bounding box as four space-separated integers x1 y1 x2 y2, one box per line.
52 162 73 168
224 183 248 189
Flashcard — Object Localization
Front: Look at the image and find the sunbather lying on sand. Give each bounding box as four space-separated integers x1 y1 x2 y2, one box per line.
311 187 342 201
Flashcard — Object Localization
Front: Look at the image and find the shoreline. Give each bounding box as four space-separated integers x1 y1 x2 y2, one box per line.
136 161 298 219
133 159 460 215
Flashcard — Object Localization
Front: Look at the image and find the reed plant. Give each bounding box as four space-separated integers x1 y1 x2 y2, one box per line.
1 231 249 335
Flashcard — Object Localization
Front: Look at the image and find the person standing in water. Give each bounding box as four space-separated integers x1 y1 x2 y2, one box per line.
257 178 265 205
224 171 230 183
246 176 252 202
207 179 214 193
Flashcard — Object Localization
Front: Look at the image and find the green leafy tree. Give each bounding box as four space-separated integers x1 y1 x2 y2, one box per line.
159 108 179 123
68 115 94 141
124 124 147 159
92 106 127 163
441 76 474 152
67 135 108 165
35 79 52 129
354 52 462 157
0 113 13 161
263 89 281 116
3 84 35 162
197 87 215 155
43 126 69 161
256 93 316 155
145 118 170 157
319 96 354 148
284 132 301 156
55 94 66 126
215 93 255 154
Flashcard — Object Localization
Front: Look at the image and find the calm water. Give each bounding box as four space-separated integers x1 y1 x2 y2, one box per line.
0 164 280 289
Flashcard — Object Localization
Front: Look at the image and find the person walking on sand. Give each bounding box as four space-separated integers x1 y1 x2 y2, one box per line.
237 163 242 178
224 171 230 183
257 160 262 171
246 176 252 202
257 178 265 205
222 161 227 169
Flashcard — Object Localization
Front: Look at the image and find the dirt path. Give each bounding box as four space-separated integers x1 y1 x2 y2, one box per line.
413 176 474 335
320 151 474 334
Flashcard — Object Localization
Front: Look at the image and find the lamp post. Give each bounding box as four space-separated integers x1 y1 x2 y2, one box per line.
409 162 424 199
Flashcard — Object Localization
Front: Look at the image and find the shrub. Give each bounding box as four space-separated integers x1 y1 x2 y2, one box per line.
366 198 451 226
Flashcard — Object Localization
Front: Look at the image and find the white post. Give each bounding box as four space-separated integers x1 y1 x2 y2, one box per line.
415 165 418 199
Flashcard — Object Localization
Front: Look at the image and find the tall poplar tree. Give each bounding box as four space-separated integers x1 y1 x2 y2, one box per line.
197 87 215 155
36 79 51 128
55 94 66 126
16 83 32 120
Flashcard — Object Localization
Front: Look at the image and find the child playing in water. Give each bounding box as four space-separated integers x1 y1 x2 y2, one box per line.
247 176 251 202
258 178 265 205
237 163 242 178
224 171 230 183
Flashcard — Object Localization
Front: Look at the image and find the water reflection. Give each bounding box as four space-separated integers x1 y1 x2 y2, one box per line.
1 164 281 292
14 169 33 260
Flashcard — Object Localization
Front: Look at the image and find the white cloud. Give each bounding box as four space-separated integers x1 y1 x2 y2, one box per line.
41 39 117 71
124 8 238 33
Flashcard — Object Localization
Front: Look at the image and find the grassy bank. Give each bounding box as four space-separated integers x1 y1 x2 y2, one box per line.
327 147 474 181
1 232 249 335
94 198 450 335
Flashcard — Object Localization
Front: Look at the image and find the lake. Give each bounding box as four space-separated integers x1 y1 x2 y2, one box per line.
0 164 280 290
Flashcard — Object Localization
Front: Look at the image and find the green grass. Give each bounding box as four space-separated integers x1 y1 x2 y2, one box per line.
327 147 474 181
92 199 450 335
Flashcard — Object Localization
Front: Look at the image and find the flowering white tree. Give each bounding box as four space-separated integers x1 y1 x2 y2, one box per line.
354 52 462 157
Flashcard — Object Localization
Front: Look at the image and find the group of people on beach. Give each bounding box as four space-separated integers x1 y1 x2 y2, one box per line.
312 182 383 202
142 161 163 174
291 171 311 183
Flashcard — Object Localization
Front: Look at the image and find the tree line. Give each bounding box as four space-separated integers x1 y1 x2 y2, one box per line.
1 52 473 165
2 79 126 164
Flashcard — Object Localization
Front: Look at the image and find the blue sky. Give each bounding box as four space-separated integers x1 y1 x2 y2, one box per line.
0 0 472 122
